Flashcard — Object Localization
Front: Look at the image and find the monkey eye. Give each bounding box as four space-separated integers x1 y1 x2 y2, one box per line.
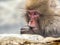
27 10 39 15
34 12 37 15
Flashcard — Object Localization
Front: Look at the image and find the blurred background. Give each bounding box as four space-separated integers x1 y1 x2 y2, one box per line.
0 0 60 34
0 0 27 34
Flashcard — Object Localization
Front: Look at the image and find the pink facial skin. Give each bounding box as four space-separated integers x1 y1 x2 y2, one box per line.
28 10 39 27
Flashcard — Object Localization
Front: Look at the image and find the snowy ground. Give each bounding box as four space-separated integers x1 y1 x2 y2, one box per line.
0 0 27 34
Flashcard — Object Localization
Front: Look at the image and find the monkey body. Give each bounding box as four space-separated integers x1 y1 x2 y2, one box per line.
25 0 60 37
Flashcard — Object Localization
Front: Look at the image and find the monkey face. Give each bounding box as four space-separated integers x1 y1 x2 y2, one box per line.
27 10 40 28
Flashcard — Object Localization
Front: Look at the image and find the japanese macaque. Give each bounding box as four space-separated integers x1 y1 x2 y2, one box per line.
23 0 60 37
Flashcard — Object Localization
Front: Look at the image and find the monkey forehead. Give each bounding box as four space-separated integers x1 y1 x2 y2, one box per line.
27 10 41 14
28 10 36 11
27 10 39 13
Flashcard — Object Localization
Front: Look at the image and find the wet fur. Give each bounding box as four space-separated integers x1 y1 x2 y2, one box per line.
25 0 60 37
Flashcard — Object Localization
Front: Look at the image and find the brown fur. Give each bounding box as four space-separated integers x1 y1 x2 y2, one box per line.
25 0 60 37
